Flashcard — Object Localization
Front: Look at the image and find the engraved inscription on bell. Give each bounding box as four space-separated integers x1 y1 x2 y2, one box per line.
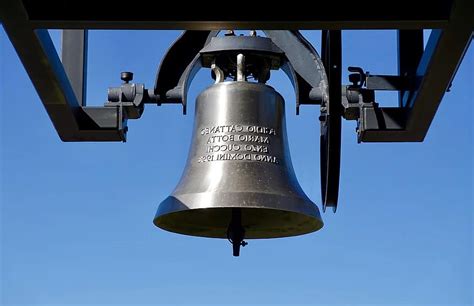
197 124 279 164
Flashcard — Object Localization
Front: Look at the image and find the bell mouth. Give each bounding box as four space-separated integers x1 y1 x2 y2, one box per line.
154 194 323 239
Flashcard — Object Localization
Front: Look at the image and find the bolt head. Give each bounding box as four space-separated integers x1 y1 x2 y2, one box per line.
121 72 133 83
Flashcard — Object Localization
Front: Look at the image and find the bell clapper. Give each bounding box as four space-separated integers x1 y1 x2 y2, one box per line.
227 208 248 257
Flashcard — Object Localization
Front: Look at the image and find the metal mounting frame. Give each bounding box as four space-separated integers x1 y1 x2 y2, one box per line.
357 1 473 142
1 0 471 143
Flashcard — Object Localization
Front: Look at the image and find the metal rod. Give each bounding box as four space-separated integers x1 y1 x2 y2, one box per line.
237 54 245 82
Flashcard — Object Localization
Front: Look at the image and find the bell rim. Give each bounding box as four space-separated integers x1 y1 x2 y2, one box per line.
154 196 324 239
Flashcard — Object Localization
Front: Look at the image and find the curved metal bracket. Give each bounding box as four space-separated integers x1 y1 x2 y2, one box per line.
154 30 329 115
154 30 218 114
264 30 328 114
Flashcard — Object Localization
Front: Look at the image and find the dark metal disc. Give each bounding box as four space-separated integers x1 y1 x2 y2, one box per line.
320 30 342 212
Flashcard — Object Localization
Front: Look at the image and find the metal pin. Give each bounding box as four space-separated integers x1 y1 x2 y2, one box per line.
237 53 245 82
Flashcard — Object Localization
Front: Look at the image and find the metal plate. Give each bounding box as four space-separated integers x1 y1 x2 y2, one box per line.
320 30 342 212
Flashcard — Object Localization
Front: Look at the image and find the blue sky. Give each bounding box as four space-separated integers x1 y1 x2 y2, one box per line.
1 29 472 305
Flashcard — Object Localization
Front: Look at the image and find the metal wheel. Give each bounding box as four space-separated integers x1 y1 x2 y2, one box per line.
320 30 342 212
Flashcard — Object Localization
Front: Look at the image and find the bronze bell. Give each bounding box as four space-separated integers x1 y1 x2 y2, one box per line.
154 50 323 256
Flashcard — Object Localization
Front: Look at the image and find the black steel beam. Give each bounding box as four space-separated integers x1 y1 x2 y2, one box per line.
0 0 81 140
360 0 473 142
0 0 125 141
366 75 415 91
403 0 473 141
26 21 450 31
20 0 452 30
358 107 410 142
61 30 88 106
397 30 424 106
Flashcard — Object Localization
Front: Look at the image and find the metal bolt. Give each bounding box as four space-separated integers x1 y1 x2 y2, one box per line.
121 72 133 83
